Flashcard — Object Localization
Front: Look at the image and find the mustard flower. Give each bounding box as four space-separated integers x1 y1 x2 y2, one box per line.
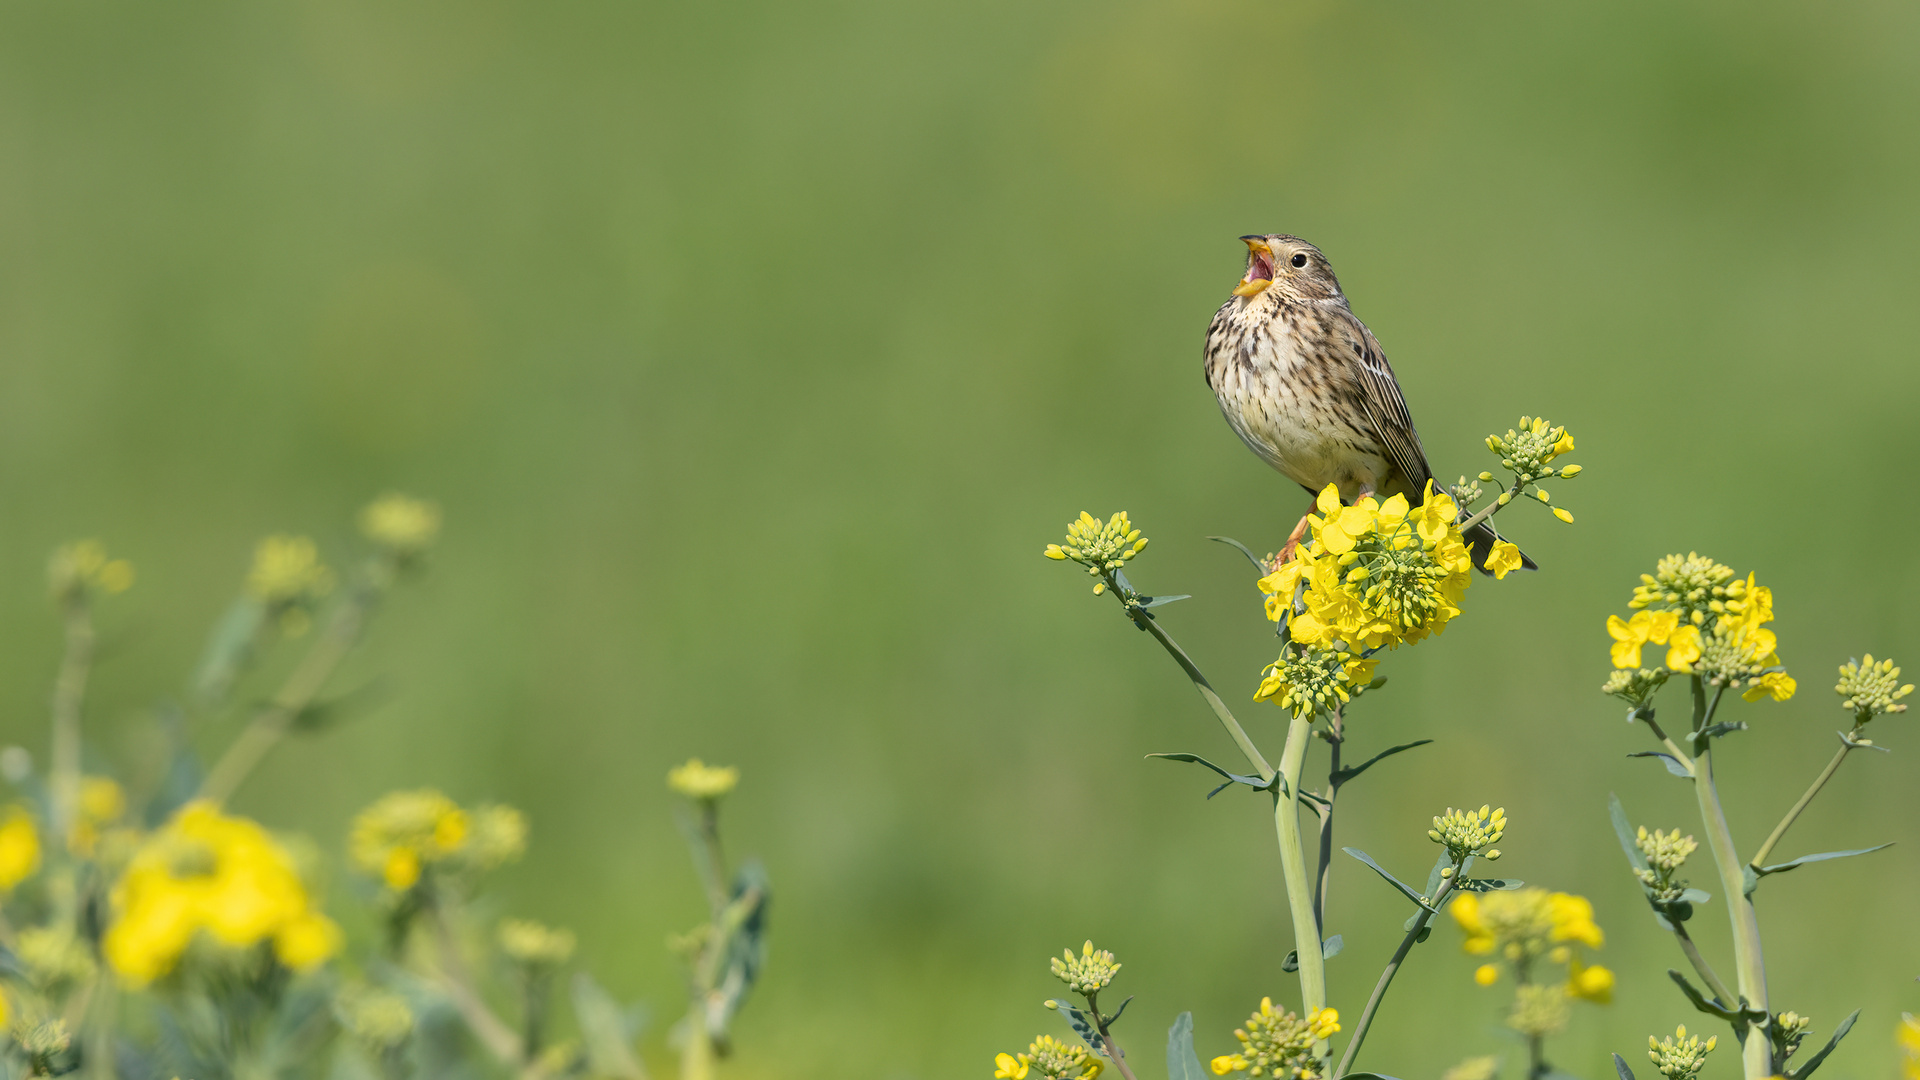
499 918 577 966
1050 940 1120 995
1836 654 1912 721
349 789 520 892
1211 998 1338 1080
1021 1034 1103 1080
1647 1025 1715 1080
1485 541 1524 580
103 800 339 983
1429 804 1506 861
48 540 134 603
1898 1013 1920 1080
1254 643 1378 720
994 1051 1032 1080
668 758 739 800
1045 511 1148 593
360 493 442 555
247 535 333 607
1508 984 1571 1038
0 805 41 891
337 984 417 1053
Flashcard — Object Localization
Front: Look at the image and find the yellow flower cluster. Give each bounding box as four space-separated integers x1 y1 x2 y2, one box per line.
1044 511 1148 594
498 918 577 966
1898 1013 1920 1080
1484 417 1579 525
992 1034 1103 1080
1259 484 1472 653
69 775 127 857
349 790 526 892
247 535 334 607
1253 643 1378 720
1049 940 1120 995
1608 561 1793 702
1647 1025 1715 1080
360 493 443 555
1837 654 1913 721
47 540 134 602
1428 804 1506 861
0 805 42 892
103 801 340 984
1209 999 1339 1080
668 758 740 800
1633 826 1698 903
1452 889 1612 1004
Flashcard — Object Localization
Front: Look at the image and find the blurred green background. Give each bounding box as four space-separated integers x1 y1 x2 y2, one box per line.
2 0 1918 1075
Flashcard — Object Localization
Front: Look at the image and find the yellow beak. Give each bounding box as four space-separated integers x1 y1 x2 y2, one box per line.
1234 236 1273 297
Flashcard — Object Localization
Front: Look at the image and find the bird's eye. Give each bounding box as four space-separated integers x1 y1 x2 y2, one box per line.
1290 253 1308 268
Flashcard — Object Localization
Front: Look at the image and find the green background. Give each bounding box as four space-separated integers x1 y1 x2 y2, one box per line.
1 0 1917 1076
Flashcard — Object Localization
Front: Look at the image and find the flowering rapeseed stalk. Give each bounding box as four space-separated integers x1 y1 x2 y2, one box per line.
349 789 525 893
1208 998 1340 1080
1646 1025 1715 1080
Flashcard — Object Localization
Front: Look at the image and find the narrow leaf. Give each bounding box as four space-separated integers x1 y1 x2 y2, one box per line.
1612 1053 1638 1080
1787 1008 1859 1080
1677 888 1710 904
1146 754 1276 795
1422 853 1452 898
1137 595 1192 610
1344 848 1435 911
1332 740 1435 786
1105 996 1133 1028
1206 536 1268 574
1321 935 1343 960
1757 844 1894 878
1168 1012 1206 1080
1665 970 1734 1021
1609 794 1650 873
1627 751 1693 778
1457 877 1524 892
1341 1074 1407 1080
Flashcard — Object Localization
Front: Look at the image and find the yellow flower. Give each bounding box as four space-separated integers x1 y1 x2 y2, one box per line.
1743 671 1796 702
48 540 135 601
1451 893 1494 954
1550 433 1575 458
384 848 422 891
1898 1013 1920 1080
995 1052 1031 1080
1547 892 1604 948
1568 958 1614 1003
69 776 127 856
1474 964 1499 986
0 807 41 892
1210 1055 1248 1076
104 801 335 983
1486 541 1523 580
247 535 333 606
360 493 442 554
1665 624 1702 672
668 759 740 799
1608 610 1681 669
1307 1007 1340 1039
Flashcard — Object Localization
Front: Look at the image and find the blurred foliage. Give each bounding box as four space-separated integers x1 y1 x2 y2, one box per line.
0 0 1916 1076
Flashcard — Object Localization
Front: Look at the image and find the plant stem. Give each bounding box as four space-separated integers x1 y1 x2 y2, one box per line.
1454 479 1523 534
1686 679 1769 1079
49 599 93 847
1118 597 1274 780
1748 735 1858 870
1087 994 1141 1080
1312 721 1342 935
1274 715 1326 1063
198 567 385 804
428 900 526 1067
1333 865 1457 1077
1670 920 1736 1008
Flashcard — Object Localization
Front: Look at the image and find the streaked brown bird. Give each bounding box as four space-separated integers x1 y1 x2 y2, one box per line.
1203 234 1529 573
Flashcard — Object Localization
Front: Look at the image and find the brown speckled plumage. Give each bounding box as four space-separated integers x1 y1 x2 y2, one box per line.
1203 234 1529 572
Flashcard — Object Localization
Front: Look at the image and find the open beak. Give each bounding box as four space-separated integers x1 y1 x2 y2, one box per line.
1233 236 1274 297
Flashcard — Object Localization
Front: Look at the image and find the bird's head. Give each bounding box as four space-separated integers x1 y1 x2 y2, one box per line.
1232 235 1344 303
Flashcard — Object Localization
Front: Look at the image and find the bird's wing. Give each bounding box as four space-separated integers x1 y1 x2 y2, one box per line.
1331 306 1434 491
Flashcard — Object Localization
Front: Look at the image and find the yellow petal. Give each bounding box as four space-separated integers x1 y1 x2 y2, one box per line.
1316 484 1342 516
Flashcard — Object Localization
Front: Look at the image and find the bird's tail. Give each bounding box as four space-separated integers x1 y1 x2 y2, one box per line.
1464 519 1536 576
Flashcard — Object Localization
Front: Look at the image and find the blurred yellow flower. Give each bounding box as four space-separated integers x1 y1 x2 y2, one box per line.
0 806 42 891
1898 1013 1920 1080
668 759 739 800
1474 964 1499 986
351 790 516 891
48 540 134 602
247 535 333 607
1569 958 1614 1003
103 800 338 983
69 776 126 856
360 493 442 554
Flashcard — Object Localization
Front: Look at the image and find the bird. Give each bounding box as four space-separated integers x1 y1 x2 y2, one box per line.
1202 233 1530 574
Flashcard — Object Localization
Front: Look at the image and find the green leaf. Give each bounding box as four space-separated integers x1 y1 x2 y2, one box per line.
1344 848 1435 912
1206 536 1268 574
1678 888 1710 904
572 972 646 1079
1332 740 1434 786
1609 794 1651 873
1048 1000 1102 1054
1627 751 1693 778
193 597 265 707
1754 844 1893 881
1340 1074 1407 1079
1690 721 1747 749
1136 595 1192 610
1786 1008 1859 1079
1146 753 1279 800
704 861 770 1048
1742 865 1759 897
1168 1012 1206 1080
1457 877 1524 892
1105 995 1134 1028
1612 1054 1638 1080
1282 937 1343 972
1422 853 1452 897
1666 970 1735 1021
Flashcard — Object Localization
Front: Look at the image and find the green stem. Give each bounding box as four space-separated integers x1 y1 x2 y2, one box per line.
1332 865 1457 1077
47 598 93 931
1748 736 1857 870
1275 715 1326 1061
1687 679 1769 1079
198 566 385 804
1119 596 1274 780
1670 920 1736 1008
1086 993 1141 1080
1454 479 1523 534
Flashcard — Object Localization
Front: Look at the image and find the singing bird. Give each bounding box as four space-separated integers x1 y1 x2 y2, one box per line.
1202 234 1529 573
